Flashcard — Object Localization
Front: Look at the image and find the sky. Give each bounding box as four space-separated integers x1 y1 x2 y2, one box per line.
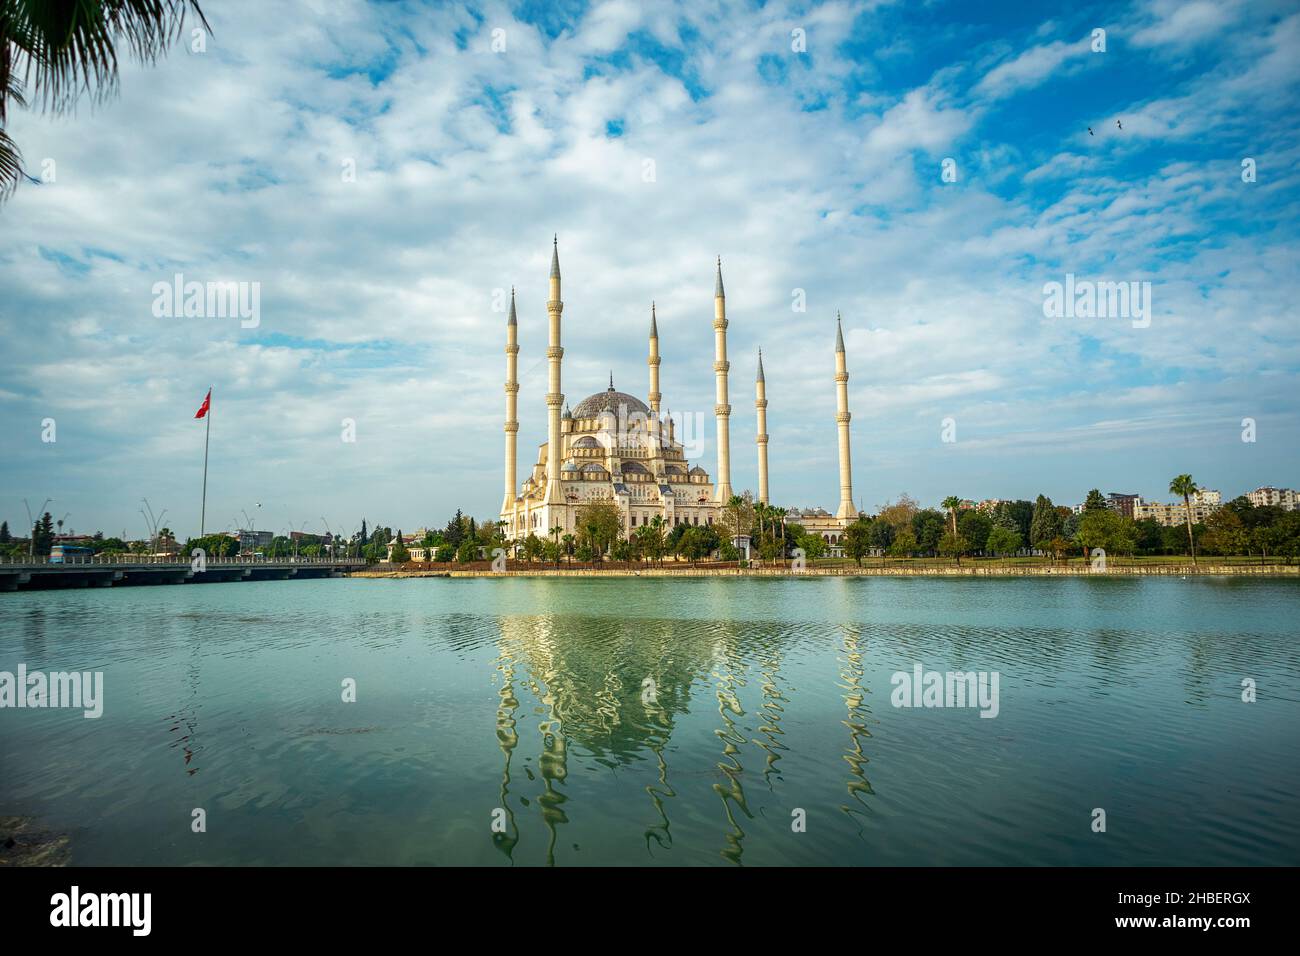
1 0 1298 541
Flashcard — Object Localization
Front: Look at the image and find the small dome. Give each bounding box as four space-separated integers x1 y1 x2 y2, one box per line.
572 435 602 448
562 405 572 420
622 460 649 474
688 466 708 477
561 459 579 472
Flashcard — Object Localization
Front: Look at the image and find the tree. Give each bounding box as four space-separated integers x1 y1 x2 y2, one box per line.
957 510 992 554
679 527 710 564
1076 508 1136 558
877 494 920 534
985 525 1021 557
1083 489 1108 511
575 498 622 563
797 532 827 560
843 518 873 567
938 532 970 564
887 527 917 558
912 509 946 555
1 1 210 201
0 521 8 543
716 493 755 562
444 510 465 547
390 530 410 564
941 496 962 537
522 533 545 563
611 538 635 567
1134 518 1163 554
33 512 55 556
1029 495 1062 555
1169 474 1199 565
1202 508 1247 557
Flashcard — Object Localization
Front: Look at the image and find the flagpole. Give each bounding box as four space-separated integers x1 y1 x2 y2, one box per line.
200 386 211 537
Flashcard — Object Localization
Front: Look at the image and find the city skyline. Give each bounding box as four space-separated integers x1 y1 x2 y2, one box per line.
3 0 1298 537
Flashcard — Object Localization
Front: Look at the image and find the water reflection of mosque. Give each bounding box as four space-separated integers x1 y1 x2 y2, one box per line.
490 613 874 865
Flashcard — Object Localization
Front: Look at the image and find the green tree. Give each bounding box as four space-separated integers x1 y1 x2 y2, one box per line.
797 532 827 560
1083 489 1108 511
679 527 710 564
912 509 946 555
887 527 917 558
1029 495 1062 555
985 525 1021 557
1076 509 1137 557
1169 474 1199 565
1201 508 1247 557
957 510 992 553
390 530 410 564
522 533 545 563
575 498 622 562
843 518 873 567
938 532 970 564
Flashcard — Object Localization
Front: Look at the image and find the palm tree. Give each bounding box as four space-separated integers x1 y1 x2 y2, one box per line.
941 496 962 537
561 533 574 566
2 1 209 200
549 524 563 568
1169 474 1199 566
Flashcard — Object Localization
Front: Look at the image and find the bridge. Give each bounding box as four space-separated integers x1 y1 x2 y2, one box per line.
0 555 367 592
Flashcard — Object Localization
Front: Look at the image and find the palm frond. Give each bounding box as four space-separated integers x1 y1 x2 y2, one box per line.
0 124 25 199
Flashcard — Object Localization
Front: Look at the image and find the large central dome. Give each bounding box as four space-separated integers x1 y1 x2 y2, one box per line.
571 385 649 419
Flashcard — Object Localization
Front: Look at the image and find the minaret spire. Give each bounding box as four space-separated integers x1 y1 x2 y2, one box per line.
834 311 855 521
713 257 733 502
545 236 565 510
502 286 521 519
755 348 769 505
647 301 661 417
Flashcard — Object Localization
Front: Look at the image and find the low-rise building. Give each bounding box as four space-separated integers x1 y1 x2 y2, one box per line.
1105 493 1142 519
1246 486 1298 511
1133 495 1221 527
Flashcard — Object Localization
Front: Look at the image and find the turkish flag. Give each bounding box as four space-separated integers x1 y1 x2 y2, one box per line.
195 389 211 419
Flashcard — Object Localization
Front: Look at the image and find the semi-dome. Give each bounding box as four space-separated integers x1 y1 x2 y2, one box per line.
571 383 649 419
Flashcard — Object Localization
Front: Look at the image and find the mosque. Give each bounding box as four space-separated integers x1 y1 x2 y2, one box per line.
499 237 858 546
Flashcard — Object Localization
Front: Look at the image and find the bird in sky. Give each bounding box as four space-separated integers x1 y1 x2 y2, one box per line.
1117 119 1123 130
1088 127 1095 136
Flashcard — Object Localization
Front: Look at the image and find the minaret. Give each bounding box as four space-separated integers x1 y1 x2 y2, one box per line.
648 302 661 416
713 257 733 502
834 312 855 520
755 349 769 505
503 287 520 516
545 236 565 505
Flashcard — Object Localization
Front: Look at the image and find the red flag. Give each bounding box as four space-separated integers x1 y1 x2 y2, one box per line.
194 389 211 419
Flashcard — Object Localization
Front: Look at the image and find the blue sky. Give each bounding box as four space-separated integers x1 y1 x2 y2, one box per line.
1 0 1298 540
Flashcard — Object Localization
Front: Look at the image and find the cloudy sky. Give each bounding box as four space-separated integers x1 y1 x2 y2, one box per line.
2 0 1298 541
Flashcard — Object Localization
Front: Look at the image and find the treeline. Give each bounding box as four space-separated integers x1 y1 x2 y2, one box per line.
837 489 1300 566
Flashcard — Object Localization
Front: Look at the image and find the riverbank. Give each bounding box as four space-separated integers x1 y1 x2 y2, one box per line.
351 562 1300 578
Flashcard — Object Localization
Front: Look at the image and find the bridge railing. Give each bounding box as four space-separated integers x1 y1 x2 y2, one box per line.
0 554 366 568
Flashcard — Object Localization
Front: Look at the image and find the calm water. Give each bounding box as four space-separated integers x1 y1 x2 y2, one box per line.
1 576 1297 866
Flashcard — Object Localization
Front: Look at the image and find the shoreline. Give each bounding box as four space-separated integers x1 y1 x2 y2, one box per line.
350 563 1300 579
